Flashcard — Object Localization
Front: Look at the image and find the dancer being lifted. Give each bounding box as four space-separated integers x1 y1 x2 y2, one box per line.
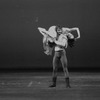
38 26 57 55
38 25 80 88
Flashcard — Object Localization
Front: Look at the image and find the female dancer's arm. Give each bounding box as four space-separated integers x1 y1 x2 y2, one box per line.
69 27 80 40
38 27 49 36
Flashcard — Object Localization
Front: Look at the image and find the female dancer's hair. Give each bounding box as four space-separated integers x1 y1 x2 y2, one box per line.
67 37 75 47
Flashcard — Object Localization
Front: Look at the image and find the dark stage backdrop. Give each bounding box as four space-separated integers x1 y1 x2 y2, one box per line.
0 0 100 70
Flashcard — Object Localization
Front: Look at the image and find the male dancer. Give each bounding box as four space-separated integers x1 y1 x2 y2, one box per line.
49 26 80 88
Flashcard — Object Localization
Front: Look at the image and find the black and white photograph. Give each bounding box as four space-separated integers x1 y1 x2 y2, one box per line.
0 0 100 100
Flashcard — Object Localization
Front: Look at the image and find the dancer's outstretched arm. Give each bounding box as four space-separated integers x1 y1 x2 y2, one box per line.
38 27 49 36
38 27 55 40
62 27 80 40
69 27 80 40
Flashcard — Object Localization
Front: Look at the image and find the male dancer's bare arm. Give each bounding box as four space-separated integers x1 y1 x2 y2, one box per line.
67 33 74 39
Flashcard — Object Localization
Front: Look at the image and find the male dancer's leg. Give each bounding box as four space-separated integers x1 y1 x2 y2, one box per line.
49 51 60 87
52 52 60 77
61 50 71 88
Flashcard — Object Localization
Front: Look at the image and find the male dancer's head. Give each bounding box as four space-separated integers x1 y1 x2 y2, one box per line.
55 25 62 37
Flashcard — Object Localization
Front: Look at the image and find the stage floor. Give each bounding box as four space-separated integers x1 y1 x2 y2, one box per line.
0 72 100 100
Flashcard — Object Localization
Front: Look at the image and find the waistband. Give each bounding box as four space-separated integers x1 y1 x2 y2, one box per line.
55 49 65 52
